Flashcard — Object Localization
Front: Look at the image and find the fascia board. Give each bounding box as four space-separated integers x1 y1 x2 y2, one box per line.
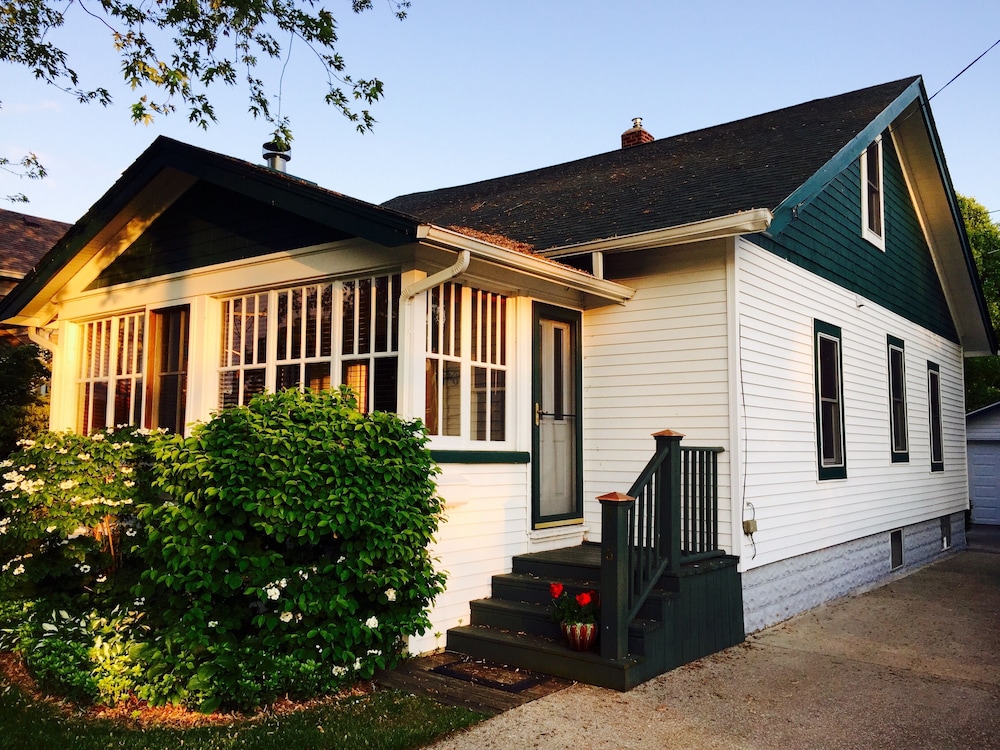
539 209 774 258
768 78 925 236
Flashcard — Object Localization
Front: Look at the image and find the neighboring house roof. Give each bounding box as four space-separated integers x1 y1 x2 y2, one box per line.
0 208 70 344
0 208 70 281
967 401 1000 421
383 78 919 252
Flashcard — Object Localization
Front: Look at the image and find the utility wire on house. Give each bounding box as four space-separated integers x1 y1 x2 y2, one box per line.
787 36 1000 222
928 36 1000 101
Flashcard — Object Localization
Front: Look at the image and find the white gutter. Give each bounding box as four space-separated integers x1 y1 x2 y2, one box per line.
416 225 636 304
540 209 774 259
401 247 471 299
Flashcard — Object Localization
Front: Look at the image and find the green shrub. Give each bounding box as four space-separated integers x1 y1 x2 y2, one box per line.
22 636 99 703
0 427 158 596
0 341 49 460
135 387 446 711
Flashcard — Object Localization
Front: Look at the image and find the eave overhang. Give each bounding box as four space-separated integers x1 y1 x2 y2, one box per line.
768 78 995 357
417 225 636 307
0 137 424 328
538 209 774 259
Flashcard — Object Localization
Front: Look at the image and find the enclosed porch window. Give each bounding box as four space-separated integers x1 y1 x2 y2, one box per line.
425 282 509 443
218 274 400 412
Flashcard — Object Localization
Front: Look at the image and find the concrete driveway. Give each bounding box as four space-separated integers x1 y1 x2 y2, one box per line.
428 527 1000 749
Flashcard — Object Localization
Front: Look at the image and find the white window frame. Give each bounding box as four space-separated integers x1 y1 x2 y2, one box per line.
77 312 146 434
424 281 513 448
217 274 400 413
861 136 886 251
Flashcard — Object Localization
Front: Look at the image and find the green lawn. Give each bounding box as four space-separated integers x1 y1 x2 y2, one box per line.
0 681 485 750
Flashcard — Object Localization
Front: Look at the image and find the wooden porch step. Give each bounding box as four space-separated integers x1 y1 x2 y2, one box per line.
468 596 667 658
446 624 659 692
488 571 676 623
510 542 602 581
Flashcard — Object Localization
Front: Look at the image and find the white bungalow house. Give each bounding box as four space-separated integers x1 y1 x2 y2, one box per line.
1 76 992 688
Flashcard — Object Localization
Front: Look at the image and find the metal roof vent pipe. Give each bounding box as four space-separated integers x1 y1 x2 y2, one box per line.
262 141 290 172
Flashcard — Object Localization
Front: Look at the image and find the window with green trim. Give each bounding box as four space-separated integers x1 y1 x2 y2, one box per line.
887 335 908 462
927 361 944 472
815 320 846 480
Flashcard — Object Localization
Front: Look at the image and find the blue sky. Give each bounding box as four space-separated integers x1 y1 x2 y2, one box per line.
2 0 999 225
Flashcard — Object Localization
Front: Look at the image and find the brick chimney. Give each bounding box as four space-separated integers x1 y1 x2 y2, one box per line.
621 117 654 149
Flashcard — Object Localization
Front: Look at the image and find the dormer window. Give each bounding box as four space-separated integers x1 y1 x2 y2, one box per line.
861 136 885 250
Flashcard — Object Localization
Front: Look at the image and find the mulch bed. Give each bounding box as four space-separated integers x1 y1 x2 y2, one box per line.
0 650 372 728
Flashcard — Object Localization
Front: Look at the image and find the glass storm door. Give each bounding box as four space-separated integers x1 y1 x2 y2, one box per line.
532 304 583 527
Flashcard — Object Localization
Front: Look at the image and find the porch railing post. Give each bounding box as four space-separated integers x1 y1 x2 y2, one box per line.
653 430 684 574
598 491 634 661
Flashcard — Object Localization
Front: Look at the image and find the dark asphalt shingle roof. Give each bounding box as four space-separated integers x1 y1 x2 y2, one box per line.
0 208 70 276
383 78 918 251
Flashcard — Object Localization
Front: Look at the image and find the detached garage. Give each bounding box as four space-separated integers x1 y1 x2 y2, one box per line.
967 402 1000 525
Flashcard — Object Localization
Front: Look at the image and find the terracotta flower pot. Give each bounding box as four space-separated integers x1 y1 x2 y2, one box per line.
560 621 597 651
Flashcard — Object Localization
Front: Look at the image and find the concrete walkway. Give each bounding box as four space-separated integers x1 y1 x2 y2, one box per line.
429 528 1000 749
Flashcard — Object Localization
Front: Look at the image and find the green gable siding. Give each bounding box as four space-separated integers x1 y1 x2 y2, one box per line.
87 183 349 290
753 134 957 343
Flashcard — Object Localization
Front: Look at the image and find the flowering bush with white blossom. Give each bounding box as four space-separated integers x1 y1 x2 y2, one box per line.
131 387 446 712
0 426 157 595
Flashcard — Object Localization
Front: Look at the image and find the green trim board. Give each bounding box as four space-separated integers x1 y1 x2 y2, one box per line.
768 79 924 237
430 450 530 464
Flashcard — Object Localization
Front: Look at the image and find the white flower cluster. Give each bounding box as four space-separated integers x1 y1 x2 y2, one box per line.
1 552 33 574
264 577 289 601
70 496 133 507
15 439 35 448
2 471 45 495
0 517 10 535
385 588 396 602
365 616 379 629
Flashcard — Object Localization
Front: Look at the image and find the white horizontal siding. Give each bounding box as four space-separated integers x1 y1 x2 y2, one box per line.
409 462 531 654
736 238 969 571
582 241 733 552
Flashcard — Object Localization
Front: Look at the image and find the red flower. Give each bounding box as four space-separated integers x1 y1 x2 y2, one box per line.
575 591 592 607
549 582 564 599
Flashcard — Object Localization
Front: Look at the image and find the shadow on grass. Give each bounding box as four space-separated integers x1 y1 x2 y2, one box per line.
0 682 486 750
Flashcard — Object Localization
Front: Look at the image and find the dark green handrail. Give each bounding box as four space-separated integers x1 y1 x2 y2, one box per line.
598 432 723 660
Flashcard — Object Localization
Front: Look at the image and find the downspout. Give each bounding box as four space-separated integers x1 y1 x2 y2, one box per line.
401 249 471 300
27 326 58 355
397 249 470 421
